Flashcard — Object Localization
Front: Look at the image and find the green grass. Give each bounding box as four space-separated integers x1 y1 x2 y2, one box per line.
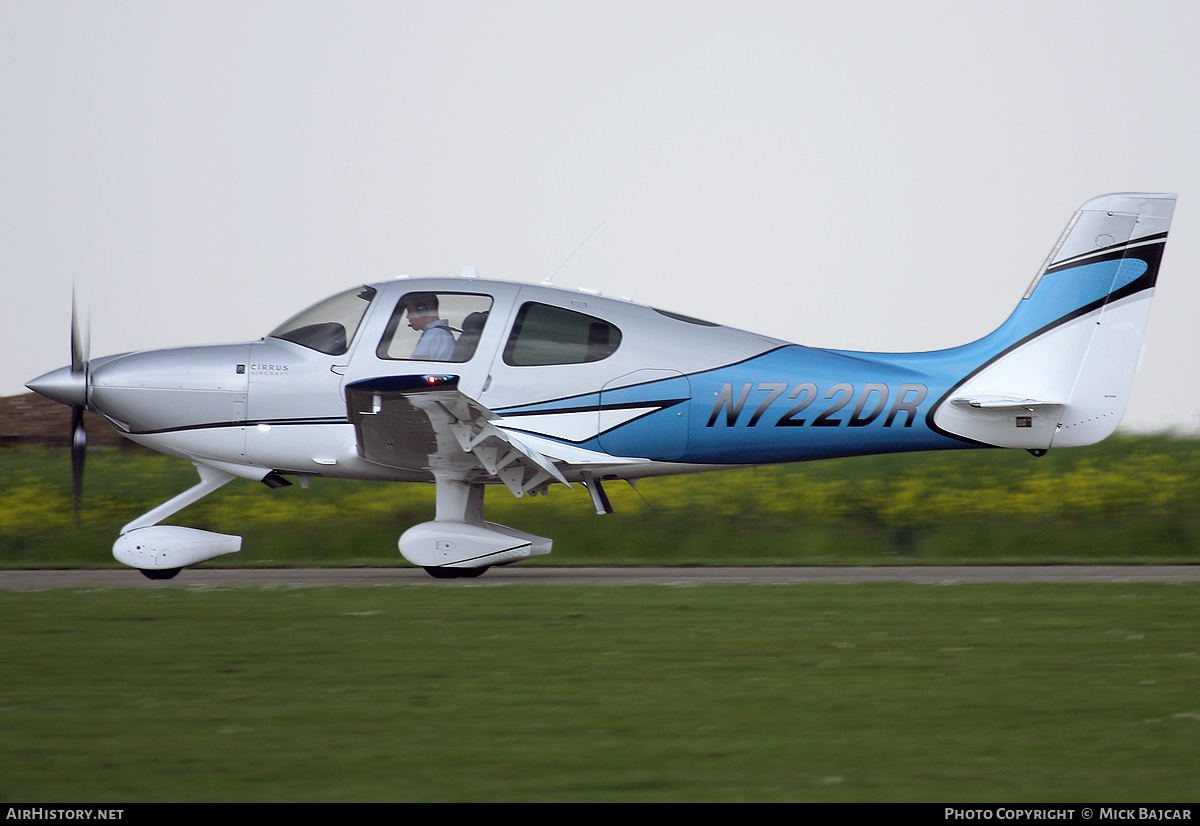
4 432 1200 568
1 583 1197 802
6 438 1198 801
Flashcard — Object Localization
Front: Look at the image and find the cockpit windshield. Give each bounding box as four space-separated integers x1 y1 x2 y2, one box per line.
269 286 377 355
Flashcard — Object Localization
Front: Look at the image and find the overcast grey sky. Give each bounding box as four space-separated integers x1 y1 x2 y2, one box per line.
4 1 1199 431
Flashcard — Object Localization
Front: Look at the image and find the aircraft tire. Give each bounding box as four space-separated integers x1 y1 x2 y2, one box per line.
423 566 490 579
139 567 182 581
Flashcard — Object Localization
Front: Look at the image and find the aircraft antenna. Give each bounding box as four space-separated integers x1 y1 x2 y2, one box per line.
625 479 661 512
543 221 604 285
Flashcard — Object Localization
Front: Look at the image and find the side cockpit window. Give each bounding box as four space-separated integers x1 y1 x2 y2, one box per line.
377 292 494 362
269 286 377 356
502 302 622 366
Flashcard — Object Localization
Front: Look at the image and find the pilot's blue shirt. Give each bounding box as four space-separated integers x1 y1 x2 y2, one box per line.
412 319 456 361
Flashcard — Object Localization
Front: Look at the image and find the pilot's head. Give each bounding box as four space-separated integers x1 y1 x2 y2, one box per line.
404 293 441 331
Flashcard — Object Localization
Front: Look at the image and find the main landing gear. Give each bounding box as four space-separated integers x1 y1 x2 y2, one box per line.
400 476 552 578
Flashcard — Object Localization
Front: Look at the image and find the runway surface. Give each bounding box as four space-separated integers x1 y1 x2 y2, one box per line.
2 565 1199 589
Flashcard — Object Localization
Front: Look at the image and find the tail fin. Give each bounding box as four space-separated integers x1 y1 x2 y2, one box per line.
932 193 1175 449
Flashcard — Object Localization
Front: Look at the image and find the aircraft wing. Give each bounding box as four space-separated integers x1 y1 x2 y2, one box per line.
345 375 571 498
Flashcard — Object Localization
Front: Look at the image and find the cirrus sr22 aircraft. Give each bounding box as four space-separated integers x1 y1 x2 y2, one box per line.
27 193 1176 579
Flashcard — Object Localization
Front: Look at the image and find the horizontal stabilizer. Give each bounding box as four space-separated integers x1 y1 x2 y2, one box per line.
950 396 1063 410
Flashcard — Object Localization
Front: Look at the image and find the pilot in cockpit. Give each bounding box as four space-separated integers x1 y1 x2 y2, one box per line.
403 292 456 361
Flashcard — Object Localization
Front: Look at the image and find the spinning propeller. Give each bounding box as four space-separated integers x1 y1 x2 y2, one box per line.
27 290 92 525
68 290 89 525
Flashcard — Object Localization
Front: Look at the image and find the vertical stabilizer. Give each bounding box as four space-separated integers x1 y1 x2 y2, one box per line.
932 193 1175 449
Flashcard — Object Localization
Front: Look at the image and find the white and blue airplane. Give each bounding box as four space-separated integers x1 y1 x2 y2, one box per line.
27 193 1176 579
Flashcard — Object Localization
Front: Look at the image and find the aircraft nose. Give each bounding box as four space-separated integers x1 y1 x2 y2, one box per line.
27 365 87 408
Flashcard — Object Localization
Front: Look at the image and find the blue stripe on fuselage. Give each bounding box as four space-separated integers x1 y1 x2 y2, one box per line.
499 254 1156 465
672 346 963 464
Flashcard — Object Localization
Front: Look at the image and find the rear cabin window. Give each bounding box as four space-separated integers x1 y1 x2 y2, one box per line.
376 292 493 363
502 302 622 366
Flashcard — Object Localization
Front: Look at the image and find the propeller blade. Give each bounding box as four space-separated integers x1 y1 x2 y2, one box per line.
70 286 89 375
69 286 90 525
70 405 87 526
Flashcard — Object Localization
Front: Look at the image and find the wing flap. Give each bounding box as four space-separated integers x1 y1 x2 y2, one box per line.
346 375 570 497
